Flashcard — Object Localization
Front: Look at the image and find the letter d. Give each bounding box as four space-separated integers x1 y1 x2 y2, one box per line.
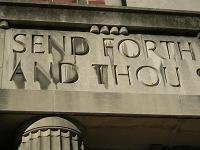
72 37 89 55
60 63 79 83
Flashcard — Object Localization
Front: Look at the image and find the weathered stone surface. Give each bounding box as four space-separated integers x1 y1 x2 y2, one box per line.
0 29 200 117
0 2 200 35
0 90 55 112
90 25 100 34
0 82 177 114
0 29 5 88
119 27 128 35
0 88 198 117
110 26 119 35
0 1 200 150
105 0 122 6
2 29 200 95
126 0 200 12
2 0 200 12
0 29 5 67
0 21 9 29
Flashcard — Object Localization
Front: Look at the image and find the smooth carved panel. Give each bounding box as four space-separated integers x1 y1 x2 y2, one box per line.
2 29 200 95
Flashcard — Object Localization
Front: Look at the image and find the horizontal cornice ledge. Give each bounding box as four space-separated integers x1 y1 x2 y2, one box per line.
0 1 200 35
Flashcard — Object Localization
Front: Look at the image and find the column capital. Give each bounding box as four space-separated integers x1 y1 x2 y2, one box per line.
17 117 85 150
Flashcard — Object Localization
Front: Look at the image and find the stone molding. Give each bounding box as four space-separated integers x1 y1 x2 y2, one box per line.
0 2 200 35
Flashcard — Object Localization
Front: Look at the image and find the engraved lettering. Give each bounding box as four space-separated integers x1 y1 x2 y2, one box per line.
34 62 51 89
178 42 195 60
104 39 114 57
136 66 159 87
119 39 140 58
92 64 108 85
60 63 78 83
72 37 89 55
114 65 131 85
10 61 26 89
196 68 200 77
48 35 65 55
160 41 175 59
103 39 115 80
145 40 167 59
48 35 65 84
7 30 200 92
13 34 26 53
163 67 181 87
32 35 45 53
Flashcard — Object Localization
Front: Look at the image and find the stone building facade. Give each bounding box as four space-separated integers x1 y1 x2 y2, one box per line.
0 0 200 150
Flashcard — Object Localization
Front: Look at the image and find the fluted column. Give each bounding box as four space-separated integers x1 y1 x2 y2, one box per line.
17 117 85 150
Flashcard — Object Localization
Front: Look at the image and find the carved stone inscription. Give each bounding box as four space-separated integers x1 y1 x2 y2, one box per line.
2 29 200 94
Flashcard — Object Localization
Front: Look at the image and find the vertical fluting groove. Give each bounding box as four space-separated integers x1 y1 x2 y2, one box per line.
21 133 31 150
40 129 51 150
61 136 71 150
31 130 40 150
31 138 39 150
23 141 31 150
71 135 79 150
51 129 61 150
61 131 71 150
41 135 51 150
